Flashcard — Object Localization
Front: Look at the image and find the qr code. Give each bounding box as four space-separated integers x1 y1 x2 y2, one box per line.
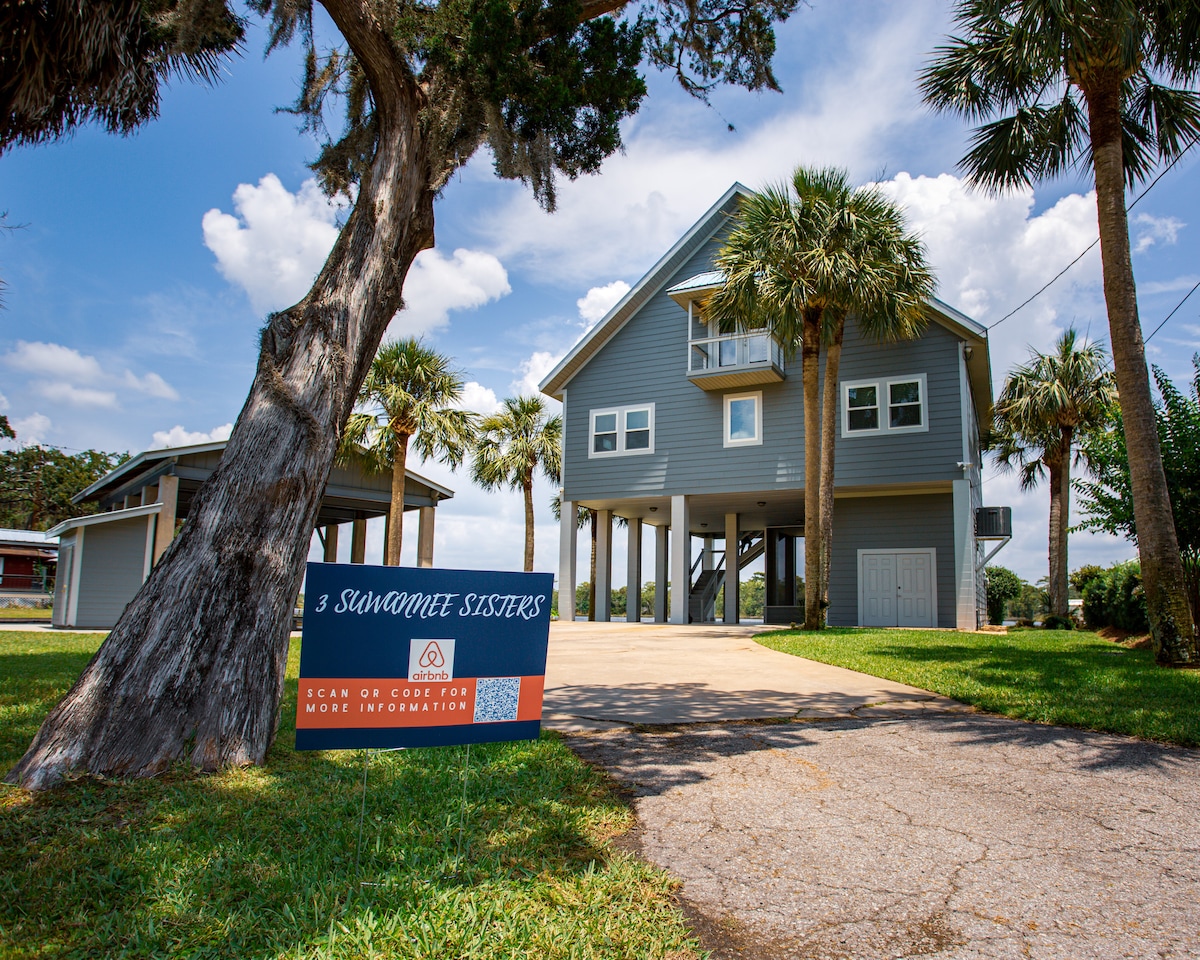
474 677 521 723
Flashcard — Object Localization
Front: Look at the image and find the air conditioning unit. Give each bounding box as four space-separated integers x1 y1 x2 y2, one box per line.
975 506 1012 539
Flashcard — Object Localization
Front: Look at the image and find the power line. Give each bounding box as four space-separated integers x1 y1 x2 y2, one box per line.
986 135 1200 331
1144 278 1200 345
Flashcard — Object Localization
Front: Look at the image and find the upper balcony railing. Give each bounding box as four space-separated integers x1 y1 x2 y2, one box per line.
687 330 786 390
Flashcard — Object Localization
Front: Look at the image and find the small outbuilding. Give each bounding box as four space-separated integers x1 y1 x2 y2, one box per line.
48 440 453 629
0 528 58 597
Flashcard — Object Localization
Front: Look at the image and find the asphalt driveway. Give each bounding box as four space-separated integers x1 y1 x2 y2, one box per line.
544 622 1200 959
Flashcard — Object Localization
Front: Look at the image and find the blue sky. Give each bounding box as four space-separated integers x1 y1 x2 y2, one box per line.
2 0 1198 586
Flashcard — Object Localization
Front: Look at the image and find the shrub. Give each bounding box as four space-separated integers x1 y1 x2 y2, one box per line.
985 565 1023 624
1081 561 1148 632
1042 614 1074 630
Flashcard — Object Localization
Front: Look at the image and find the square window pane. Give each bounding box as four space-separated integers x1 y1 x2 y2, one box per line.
890 381 920 404
594 433 617 453
848 408 878 431
747 335 768 363
625 409 649 431
594 413 617 433
848 385 877 409
728 398 757 441
890 405 922 428
625 429 650 450
719 339 738 366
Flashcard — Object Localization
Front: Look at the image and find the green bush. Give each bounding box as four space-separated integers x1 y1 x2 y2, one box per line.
985 565 1023 624
1042 614 1075 630
1081 561 1148 632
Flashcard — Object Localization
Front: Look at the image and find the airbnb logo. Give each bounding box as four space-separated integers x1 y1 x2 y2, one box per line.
408 637 455 681
419 641 445 668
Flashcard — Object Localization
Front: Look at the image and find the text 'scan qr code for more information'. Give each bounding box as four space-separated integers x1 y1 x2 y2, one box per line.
474 677 521 723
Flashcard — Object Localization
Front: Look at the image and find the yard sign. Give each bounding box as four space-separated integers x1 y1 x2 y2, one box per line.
295 563 552 751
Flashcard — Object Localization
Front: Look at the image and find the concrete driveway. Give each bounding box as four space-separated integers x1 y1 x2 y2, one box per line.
544 622 1200 960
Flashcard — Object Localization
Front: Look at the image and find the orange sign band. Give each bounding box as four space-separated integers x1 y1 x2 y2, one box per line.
296 675 545 729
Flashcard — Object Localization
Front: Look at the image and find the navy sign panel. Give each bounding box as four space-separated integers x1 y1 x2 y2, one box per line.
295 563 552 751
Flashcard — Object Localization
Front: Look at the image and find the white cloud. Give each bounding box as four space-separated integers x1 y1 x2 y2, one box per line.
577 281 630 328
1140 274 1200 295
7 341 105 381
1133 213 1184 253
0 392 7 411
876 173 1104 378
34 383 119 408
388 248 512 338
202 174 348 314
122 370 179 400
455 382 502 415
151 422 234 449
2 340 179 409
12 413 52 446
511 350 564 398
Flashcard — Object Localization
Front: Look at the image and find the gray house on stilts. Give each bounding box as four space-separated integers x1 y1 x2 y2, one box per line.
541 183 1008 628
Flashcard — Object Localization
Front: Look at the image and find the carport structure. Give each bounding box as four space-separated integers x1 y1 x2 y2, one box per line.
49 440 453 628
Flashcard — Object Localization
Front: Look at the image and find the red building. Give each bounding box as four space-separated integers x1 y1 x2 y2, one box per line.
0 529 58 595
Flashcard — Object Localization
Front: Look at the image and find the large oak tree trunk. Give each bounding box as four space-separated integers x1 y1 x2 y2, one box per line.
818 322 844 621
801 307 822 630
1046 437 1070 620
386 435 410 565
1085 70 1198 665
7 0 438 789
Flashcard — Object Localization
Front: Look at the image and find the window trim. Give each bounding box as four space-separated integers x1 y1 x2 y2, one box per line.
885 375 927 434
589 403 656 457
842 379 882 435
723 391 763 448
842 374 928 438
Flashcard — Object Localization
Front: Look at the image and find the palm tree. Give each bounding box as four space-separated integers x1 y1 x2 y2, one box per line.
705 166 934 629
472 396 563 572
342 338 476 566
992 329 1116 620
920 1 1200 663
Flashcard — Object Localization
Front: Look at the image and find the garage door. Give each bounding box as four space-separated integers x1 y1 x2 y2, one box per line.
859 550 936 627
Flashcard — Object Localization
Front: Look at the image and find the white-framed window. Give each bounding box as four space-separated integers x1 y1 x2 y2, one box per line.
724 391 762 447
842 374 928 437
590 404 655 457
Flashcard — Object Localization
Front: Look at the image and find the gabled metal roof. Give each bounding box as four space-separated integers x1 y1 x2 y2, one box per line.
539 181 993 424
73 439 456 514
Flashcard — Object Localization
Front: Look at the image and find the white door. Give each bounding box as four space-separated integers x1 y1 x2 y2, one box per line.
896 552 933 627
859 550 936 627
861 553 897 626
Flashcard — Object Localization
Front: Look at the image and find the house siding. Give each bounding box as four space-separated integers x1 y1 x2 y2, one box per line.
828 494 957 628
562 235 967 502
75 516 150 628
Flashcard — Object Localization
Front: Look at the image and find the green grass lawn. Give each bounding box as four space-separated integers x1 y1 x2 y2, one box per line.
757 627 1200 746
0 607 53 620
0 632 702 960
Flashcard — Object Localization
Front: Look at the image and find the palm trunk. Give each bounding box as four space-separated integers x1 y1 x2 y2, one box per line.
523 472 535 573
802 306 822 630
818 320 844 622
1084 70 1198 664
386 434 410 566
7 0 438 789
1046 434 1070 620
